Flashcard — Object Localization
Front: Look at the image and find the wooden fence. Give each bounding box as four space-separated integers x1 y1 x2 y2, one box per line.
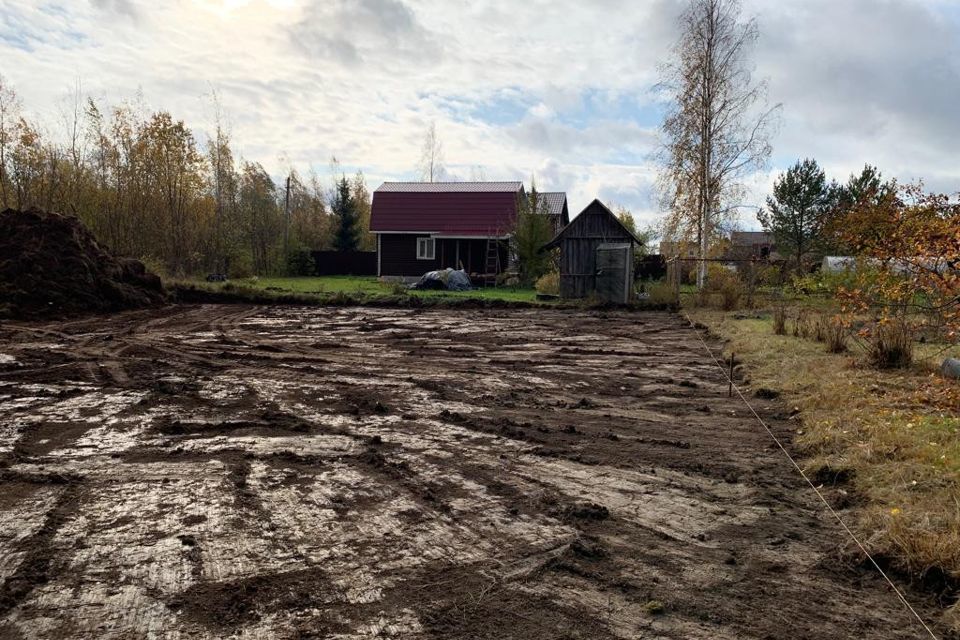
311 251 377 276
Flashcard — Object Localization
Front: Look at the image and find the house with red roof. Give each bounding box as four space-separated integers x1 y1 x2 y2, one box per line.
370 182 568 279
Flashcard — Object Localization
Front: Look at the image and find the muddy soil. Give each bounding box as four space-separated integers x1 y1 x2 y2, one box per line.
0 305 942 639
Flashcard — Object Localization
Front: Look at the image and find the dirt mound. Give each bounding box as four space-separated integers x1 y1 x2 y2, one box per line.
0 208 165 318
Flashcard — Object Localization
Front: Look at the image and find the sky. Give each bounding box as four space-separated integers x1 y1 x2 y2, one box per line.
1 0 959 231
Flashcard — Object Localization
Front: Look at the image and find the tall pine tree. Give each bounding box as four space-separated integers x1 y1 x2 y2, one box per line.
331 175 358 252
759 158 835 273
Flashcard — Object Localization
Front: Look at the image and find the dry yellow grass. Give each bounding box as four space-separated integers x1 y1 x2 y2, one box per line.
690 307 960 626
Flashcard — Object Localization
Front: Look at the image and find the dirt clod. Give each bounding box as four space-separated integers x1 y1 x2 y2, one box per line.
644 600 666 615
571 537 607 559
811 465 856 486
558 502 610 521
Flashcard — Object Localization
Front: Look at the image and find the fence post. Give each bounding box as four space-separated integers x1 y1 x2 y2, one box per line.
672 258 681 305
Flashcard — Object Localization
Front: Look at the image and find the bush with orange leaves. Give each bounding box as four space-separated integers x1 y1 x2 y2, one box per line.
837 183 960 362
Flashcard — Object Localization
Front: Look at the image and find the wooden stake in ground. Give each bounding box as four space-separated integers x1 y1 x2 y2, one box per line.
729 352 734 397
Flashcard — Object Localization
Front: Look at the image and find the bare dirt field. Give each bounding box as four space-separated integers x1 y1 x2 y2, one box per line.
0 305 938 639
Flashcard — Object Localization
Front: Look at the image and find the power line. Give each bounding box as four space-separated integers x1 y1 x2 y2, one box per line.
284 174 291 263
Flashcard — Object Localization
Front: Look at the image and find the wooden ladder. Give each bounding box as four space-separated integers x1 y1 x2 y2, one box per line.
484 236 500 287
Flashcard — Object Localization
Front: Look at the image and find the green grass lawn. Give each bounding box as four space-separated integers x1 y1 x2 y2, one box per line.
202 276 541 303
251 276 387 295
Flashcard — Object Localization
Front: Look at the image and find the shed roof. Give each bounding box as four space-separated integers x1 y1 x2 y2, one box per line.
731 231 774 245
370 181 523 236
541 199 641 250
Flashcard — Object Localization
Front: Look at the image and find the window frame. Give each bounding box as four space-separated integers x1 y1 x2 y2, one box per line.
416 236 435 260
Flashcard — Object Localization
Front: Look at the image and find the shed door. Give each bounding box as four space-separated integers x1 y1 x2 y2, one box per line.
595 244 631 303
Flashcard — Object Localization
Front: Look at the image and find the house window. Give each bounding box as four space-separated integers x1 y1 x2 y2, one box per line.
417 237 435 260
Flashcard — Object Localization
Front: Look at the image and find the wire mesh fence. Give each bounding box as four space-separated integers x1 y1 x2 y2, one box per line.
659 256 796 309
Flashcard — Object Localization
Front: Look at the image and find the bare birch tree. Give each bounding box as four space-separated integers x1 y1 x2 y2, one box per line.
0 75 21 208
418 121 445 182
207 90 236 274
57 79 86 214
658 0 779 288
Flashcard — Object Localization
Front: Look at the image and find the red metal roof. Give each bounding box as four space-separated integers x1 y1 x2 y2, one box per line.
375 181 522 193
370 182 523 236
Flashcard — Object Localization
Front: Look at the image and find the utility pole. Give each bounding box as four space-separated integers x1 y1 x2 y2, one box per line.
284 174 291 266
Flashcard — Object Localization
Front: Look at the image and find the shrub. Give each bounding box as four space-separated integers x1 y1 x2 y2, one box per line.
866 319 914 369
773 304 787 335
513 188 555 285
647 280 677 306
823 316 848 353
704 265 743 311
285 250 315 276
496 272 521 287
693 288 711 308
757 264 784 287
138 255 169 281
790 267 865 297
535 271 560 295
814 313 828 342
794 309 812 339
719 278 742 311
227 253 254 279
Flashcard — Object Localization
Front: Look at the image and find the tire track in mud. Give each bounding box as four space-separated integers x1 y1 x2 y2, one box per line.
168 565 338 632
226 458 275 531
346 444 454 515
0 481 84 617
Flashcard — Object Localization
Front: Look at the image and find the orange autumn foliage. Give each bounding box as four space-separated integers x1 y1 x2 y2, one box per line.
837 183 960 343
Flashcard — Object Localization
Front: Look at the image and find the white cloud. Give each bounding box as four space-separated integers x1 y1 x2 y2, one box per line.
751 0 960 189
289 0 441 67
527 102 554 119
0 0 957 230
89 0 140 21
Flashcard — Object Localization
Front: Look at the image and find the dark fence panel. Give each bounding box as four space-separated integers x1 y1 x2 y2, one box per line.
311 251 377 276
636 254 667 281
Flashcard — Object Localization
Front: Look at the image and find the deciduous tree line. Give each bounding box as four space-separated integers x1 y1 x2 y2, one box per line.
0 77 374 278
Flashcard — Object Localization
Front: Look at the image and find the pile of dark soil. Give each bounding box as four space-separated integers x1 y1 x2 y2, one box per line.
0 208 165 318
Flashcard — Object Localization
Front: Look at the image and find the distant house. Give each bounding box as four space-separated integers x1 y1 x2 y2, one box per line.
370 182 568 280
539 192 571 234
370 181 520 278
659 239 698 259
542 199 641 301
729 231 776 260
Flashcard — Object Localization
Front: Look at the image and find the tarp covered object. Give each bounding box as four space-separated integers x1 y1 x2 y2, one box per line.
942 358 960 380
409 268 473 291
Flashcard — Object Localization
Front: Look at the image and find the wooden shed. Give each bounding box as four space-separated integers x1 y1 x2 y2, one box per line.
542 199 641 301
